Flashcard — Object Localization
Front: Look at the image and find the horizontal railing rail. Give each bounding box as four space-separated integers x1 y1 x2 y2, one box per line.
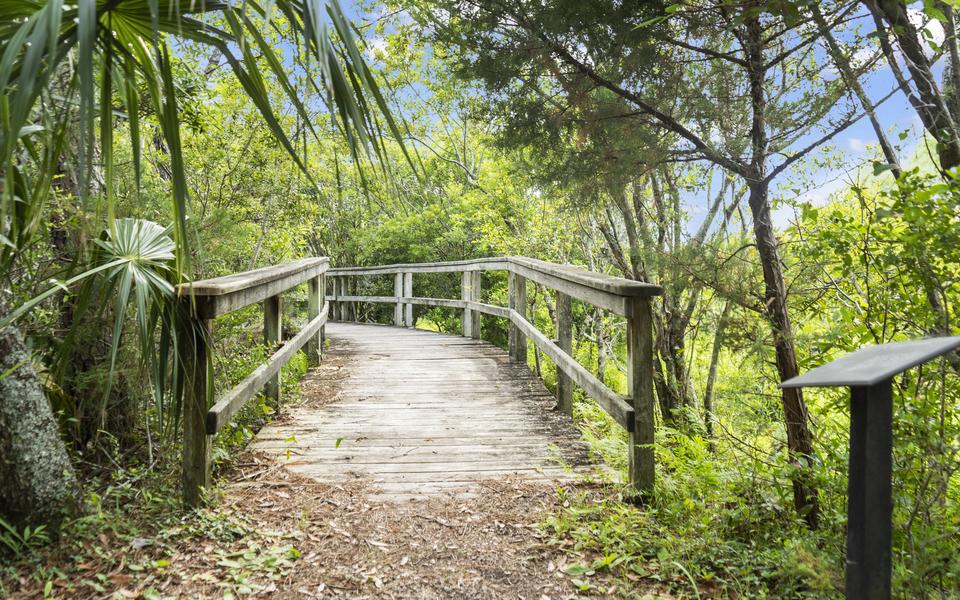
176 257 329 506
325 256 663 494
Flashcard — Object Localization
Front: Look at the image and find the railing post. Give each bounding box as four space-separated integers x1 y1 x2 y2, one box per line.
264 294 281 406
341 276 351 322
319 273 326 350
307 275 322 366
461 271 481 338
846 381 893 600
556 291 573 415
331 277 340 322
778 337 960 600
403 272 413 328
470 271 482 338
508 271 527 363
346 276 356 322
626 297 655 497
394 273 404 326
179 309 212 507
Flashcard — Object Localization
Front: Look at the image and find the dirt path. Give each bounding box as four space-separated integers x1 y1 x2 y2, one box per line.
183 335 625 598
4 338 670 599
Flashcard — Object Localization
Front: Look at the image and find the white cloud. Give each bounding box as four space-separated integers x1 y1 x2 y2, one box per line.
848 137 868 152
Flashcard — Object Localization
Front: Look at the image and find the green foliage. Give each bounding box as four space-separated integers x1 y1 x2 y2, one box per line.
0 518 49 558
546 431 843 598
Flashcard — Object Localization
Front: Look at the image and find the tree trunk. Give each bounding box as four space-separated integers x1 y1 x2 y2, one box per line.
703 300 731 451
748 180 820 529
0 315 79 534
745 12 819 529
865 0 960 171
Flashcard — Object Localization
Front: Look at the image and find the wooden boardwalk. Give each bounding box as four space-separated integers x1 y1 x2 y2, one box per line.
252 322 592 501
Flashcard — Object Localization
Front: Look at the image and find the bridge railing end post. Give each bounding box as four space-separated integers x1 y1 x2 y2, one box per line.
470 271 482 339
403 272 413 328
395 273 404 326
462 271 481 338
179 307 213 508
626 296 655 498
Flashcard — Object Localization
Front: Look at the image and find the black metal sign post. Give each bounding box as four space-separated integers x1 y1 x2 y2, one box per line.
782 337 960 600
846 381 892 599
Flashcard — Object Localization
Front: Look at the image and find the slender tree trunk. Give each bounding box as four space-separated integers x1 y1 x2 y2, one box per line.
745 13 819 529
0 310 79 533
865 0 960 171
748 180 820 529
812 5 902 178
703 300 731 450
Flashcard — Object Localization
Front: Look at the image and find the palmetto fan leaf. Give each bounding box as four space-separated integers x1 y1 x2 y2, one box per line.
94 218 175 390
0 0 406 435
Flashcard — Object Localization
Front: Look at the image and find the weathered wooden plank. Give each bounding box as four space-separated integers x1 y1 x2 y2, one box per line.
326 257 661 299
329 294 396 303
466 300 509 319
284 464 567 482
252 321 592 500
252 446 556 463
180 258 329 296
508 256 660 298
400 296 467 310
328 257 511 276
178 258 329 319
255 434 564 446
206 306 329 434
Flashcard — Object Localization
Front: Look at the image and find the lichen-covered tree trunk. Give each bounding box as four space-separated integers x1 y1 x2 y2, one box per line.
0 314 79 533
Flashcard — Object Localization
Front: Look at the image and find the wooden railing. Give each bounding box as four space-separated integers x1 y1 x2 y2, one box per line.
176 258 329 506
326 256 663 494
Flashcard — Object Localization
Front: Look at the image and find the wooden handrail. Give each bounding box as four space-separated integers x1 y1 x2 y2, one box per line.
177 257 329 318
326 257 662 496
328 257 660 316
176 258 329 506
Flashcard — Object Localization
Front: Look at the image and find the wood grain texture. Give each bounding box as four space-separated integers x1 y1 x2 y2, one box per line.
252 322 592 501
177 258 329 319
556 291 573 416
326 257 661 298
180 316 212 507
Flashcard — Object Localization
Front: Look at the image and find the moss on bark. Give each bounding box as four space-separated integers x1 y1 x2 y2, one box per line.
0 319 79 533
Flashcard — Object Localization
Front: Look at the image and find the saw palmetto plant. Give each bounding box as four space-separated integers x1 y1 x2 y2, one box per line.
0 0 404 434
